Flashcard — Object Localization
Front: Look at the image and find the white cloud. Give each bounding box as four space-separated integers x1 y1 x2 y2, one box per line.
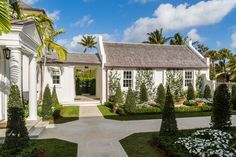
72 15 94 28
187 28 203 42
123 0 236 42
231 31 236 49
57 34 114 52
22 0 38 5
47 10 60 22
129 0 157 4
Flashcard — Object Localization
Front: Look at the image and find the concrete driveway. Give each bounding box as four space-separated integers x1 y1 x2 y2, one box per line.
39 106 236 157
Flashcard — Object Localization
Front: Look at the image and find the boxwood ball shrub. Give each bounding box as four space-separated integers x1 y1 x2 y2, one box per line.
187 83 195 101
204 84 212 99
231 85 236 110
155 84 166 111
211 84 231 129
124 87 136 113
3 85 29 152
160 86 178 136
42 84 53 120
139 83 148 103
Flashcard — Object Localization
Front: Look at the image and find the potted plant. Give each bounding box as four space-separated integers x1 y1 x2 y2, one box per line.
195 98 205 107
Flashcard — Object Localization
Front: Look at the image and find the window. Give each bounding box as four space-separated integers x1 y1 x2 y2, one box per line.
185 71 193 87
52 69 60 84
123 71 132 87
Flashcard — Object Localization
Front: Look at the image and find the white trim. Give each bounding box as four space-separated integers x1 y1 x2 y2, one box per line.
187 40 205 59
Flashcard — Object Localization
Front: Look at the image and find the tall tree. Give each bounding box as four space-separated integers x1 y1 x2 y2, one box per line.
205 50 219 80
170 32 188 45
218 48 233 82
143 28 171 44
79 35 97 53
195 42 209 56
24 13 68 100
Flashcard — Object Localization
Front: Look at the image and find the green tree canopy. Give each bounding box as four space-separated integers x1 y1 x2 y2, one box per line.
79 35 97 53
143 28 171 44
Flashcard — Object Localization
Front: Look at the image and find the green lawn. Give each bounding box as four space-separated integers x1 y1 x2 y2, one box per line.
53 106 80 124
120 127 236 157
32 139 77 157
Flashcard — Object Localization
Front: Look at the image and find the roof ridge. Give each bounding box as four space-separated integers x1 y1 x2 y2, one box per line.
103 41 187 47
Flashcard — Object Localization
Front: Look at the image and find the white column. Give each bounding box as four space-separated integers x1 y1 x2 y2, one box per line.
28 55 37 120
10 48 22 90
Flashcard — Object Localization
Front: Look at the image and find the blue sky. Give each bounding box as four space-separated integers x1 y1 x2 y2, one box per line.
24 0 236 53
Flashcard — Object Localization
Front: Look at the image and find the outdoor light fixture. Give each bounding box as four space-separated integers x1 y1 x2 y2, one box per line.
3 48 11 60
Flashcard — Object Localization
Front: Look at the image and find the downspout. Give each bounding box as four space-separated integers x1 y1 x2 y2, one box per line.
106 68 108 102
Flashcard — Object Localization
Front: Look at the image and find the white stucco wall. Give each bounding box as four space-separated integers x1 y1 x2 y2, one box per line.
41 65 75 103
107 68 209 97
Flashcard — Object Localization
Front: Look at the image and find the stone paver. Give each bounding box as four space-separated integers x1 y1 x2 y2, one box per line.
39 106 236 157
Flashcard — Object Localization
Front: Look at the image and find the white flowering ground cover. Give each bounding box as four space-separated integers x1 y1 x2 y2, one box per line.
175 129 236 157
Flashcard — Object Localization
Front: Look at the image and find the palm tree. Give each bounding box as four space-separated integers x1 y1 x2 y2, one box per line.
143 28 171 44
0 0 12 35
24 13 68 100
218 48 233 82
170 33 188 45
205 50 219 80
227 55 236 81
79 35 97 53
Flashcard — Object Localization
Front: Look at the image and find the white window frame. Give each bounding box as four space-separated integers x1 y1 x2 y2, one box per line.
52 69 61 85
184 71 193 87
123 71 133 88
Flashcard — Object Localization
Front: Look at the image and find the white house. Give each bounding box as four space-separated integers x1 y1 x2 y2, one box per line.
41 36 210 105
0 19 41 122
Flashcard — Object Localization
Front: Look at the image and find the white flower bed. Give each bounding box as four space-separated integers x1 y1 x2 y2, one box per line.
175 129 236 157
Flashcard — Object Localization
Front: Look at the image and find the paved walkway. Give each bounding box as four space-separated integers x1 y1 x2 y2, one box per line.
39 106 236 157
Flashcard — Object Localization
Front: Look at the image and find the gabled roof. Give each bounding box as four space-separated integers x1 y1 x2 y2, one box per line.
19 0 45 14
46 53 102 65
103 42 208 69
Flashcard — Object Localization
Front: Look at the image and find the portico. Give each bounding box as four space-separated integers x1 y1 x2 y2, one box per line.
0 19 41 121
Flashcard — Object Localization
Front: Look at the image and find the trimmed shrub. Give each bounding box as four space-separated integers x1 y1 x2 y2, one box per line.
155 84 166 111
139 83 148 103
187 83 195 101
51 85 59 107
160 86 178 136
114 83 122 104
124 87 136 113
41 84 53 120
3 85 29 152
203 84 212 99
134 106 161 114
231 85 236 110
211 84 231 129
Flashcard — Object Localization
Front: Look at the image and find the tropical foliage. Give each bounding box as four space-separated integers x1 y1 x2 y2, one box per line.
170 32 188 45
143 28 171 44
79 35 97 53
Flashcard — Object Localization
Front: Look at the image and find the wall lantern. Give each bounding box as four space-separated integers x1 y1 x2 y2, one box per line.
3 48 11 60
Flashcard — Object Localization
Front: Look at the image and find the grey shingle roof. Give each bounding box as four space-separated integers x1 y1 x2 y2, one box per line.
47 53 102 65
103 42 208 69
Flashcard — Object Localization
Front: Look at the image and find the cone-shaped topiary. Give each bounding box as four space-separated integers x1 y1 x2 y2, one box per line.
124 87 136 113
187 83 195 101
155 84 166 111
41 84 53 120
139 83 148 103
211 84 231 129
114 83 122 104
3 85 29 152
231 85 236 110
160 86 178 136
52 85 59 107
204 84 212 99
